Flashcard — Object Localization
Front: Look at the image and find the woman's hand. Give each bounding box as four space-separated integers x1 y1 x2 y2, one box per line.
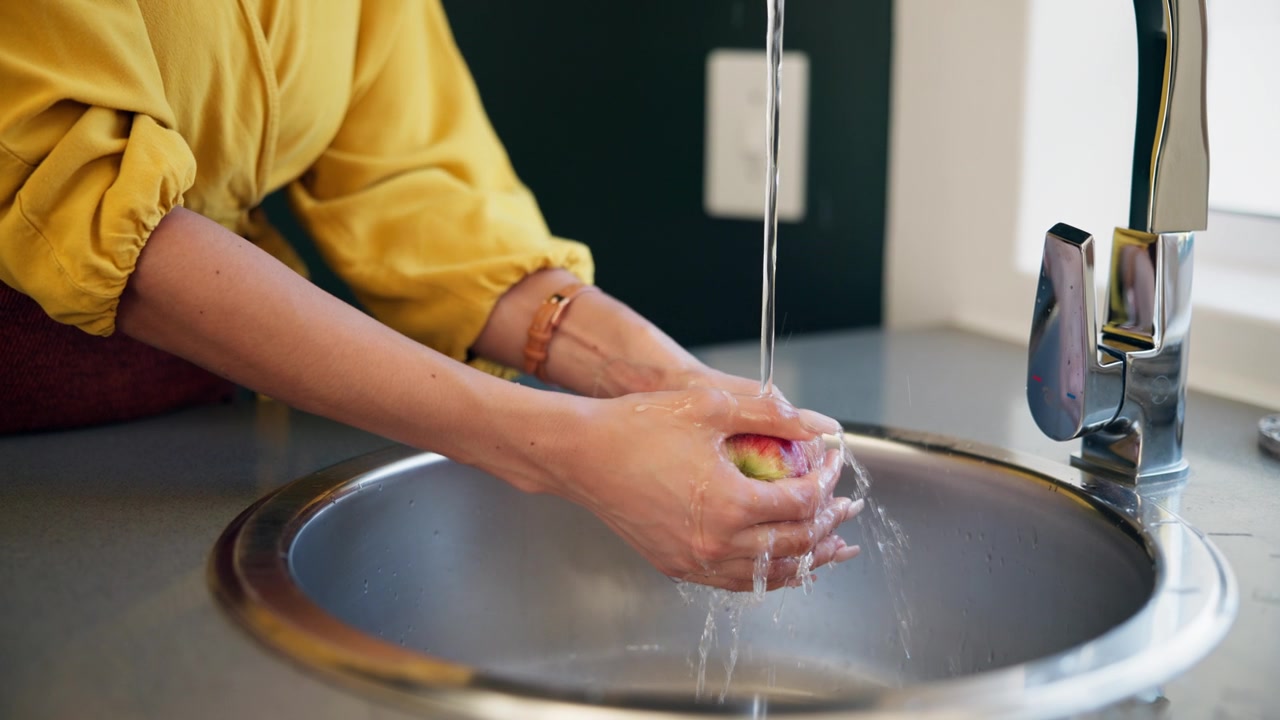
533 387 862 592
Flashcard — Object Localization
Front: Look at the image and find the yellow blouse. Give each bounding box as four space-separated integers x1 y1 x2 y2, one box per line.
0 0 593 375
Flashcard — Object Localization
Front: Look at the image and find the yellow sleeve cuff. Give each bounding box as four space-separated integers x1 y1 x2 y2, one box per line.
0 111 196 336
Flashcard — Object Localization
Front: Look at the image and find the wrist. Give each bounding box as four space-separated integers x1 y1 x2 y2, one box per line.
463 384 596 497
522 281 601 382
543 296 702 397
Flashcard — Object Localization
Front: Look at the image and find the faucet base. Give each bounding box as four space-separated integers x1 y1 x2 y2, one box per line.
1070 453 1189 485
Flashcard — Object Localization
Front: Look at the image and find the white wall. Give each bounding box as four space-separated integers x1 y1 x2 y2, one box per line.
885 0 1280 410
884 1 1030 333
1206 0 1280 218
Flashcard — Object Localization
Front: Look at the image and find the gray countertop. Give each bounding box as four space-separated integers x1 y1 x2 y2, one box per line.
2 328 1277 719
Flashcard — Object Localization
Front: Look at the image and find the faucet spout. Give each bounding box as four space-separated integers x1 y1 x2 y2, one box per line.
1027 0 1208 483
1130 0 1209 235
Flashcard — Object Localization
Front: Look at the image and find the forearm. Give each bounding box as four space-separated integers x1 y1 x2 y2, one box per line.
116 208 854 590
470 268 705 397
117 208 580 490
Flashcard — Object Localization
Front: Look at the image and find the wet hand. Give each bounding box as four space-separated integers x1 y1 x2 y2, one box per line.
546 387 862 592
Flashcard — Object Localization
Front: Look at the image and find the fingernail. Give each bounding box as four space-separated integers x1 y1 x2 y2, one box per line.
847 498 866 518
799 410 841 435
835 543 862 563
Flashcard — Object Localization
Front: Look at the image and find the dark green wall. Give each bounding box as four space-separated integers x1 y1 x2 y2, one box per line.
442 1 892 346
268 1 892 348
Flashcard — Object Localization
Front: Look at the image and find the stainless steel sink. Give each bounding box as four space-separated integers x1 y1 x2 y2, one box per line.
210 425 1236 719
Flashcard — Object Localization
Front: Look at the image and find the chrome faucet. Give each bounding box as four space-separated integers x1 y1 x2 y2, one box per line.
1027 0 1208 483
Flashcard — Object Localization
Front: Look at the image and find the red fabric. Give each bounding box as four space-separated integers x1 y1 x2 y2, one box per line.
0 284 235 433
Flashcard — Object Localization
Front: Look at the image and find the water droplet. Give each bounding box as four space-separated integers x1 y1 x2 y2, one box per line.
409 499 416 507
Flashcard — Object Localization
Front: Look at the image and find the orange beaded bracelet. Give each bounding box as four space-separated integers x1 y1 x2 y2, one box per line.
522 282 601 382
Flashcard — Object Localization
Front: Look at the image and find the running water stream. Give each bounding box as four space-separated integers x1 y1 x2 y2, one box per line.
685 0 910 703
758 0 785 399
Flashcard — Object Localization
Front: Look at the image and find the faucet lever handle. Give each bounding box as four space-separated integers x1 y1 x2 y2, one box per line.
1027 223 1125 441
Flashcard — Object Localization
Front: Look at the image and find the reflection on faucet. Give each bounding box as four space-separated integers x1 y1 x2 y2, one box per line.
1049 250 1089 429
1112 239 1158 338
1027 225 1124 443
1027 0 1208 483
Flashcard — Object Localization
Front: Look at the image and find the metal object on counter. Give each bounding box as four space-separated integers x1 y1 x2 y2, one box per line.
1027 224 1194 481
1260 414 1280 460
1027 0 1208 482
209 425 1236 719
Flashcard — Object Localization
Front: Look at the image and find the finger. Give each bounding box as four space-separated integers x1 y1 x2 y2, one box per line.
768 534 859 578
681 534 863 592
834 542 862 563
730 496 865 558
742 448 844 524
716 393 841 440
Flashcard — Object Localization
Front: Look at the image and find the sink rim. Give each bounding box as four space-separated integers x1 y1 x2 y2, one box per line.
209 423 1238 719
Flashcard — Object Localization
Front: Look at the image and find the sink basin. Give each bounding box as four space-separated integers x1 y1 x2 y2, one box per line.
210 425 1235 718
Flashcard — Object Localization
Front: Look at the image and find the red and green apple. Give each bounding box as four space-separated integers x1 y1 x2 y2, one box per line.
724 433 817 481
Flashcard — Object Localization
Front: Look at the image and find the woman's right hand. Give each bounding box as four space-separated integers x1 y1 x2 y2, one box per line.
528 387 863 592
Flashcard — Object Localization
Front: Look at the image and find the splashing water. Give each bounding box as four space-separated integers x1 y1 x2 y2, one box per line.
752 546 772 599
677 579 774 703
838 437 914 658
678 524 827 703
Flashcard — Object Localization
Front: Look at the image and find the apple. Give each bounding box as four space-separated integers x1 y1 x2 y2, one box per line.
724 433 817 481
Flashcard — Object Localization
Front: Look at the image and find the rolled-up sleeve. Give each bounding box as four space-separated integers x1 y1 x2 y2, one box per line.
288 0 594 375
0 1 196 336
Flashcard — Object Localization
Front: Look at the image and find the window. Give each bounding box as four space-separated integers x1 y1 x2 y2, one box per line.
1016 0 1280 320
886 0 1280 407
